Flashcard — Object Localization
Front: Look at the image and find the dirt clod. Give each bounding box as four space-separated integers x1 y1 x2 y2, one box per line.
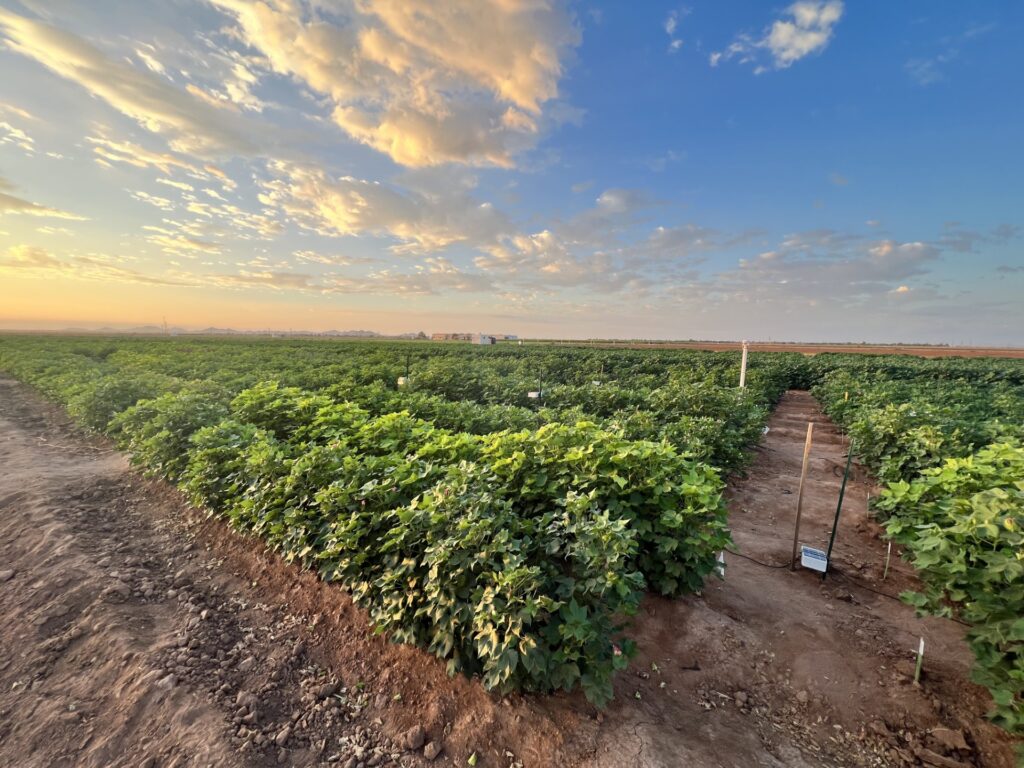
403 724 426 750
916 746 974 768
274 725 292 747
423 741 443 760
929 727 971 753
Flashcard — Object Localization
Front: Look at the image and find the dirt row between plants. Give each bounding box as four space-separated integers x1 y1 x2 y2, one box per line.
0 380 1018 767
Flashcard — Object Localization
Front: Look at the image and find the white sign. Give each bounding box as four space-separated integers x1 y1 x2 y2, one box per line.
527 391 541 399
801 545 828 573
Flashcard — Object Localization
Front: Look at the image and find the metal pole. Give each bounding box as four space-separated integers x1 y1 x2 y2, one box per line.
790 422 815 570
823 440 855 578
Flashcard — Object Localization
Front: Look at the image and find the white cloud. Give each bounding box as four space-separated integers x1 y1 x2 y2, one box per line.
207 0 580 167
595 188 648 214
645 149 685 172
257 161 511 253
0 120 35 153
294 250 375 267
184 47 266 114
131 190 176 211
0 189 87 221
0 8 254 155
145 232 221 256
711 1 843 72
664 9 687 53
905 56 950 86
905 22 994 87
714 234 939 304
0 244 62 268
203 257 494 296
87 136 201 174
0 102 35 121
935 223 1021 254
134 46 166 76
0 243 195 286
156 178 195 192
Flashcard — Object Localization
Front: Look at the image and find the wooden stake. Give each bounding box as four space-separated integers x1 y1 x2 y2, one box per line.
882 541 892 580
790 422 815 570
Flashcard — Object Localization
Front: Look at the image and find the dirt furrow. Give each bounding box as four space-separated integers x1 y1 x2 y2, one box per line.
0 379 415 768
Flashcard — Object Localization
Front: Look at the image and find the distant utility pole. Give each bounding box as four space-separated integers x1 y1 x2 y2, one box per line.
162 316 168 336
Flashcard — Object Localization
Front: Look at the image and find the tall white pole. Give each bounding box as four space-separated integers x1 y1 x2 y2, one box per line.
739 340 748 388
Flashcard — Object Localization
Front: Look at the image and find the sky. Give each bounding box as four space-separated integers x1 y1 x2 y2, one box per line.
0 0 1022 344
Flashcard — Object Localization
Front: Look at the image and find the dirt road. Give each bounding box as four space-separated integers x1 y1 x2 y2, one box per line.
0 380 1018 767
0 378 414 768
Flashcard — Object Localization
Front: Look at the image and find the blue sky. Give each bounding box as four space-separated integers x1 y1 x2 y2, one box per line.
0 0 1021 343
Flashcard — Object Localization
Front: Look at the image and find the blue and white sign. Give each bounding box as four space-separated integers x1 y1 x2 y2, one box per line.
800 546 828 573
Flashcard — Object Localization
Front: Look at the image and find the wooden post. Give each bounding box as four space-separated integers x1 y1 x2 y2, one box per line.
790 422 815 570
739 341 749 388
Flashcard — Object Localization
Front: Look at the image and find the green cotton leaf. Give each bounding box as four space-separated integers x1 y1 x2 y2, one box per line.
901 591 930 609
1008 618 1024 641
990 688 1014 707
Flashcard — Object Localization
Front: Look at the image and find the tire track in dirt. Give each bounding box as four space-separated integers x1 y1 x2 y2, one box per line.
0 379 414 768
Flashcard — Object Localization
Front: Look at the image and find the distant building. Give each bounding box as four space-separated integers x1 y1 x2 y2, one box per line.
431 332 473 341
431 332 515 343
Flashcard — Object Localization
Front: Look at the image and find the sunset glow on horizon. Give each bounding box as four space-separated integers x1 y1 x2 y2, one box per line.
1 1 1021 343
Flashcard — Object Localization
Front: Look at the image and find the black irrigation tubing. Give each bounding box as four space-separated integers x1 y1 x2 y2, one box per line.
725 547 973 628
724 547 790 569
831 571 973 628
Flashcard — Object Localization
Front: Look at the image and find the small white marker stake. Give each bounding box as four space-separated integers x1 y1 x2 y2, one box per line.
882 541 892 581
914 637 925 685
716 550 726 578
739 341 749 388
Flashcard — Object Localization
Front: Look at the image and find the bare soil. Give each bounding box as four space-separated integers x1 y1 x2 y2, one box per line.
0 381 1018 767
